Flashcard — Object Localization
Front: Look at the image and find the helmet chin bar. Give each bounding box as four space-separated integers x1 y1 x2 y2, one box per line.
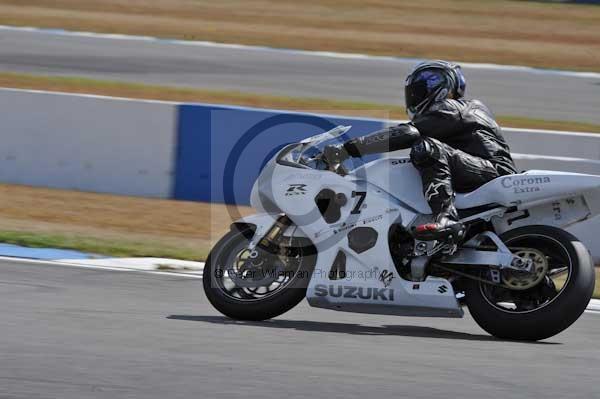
406 84 447 119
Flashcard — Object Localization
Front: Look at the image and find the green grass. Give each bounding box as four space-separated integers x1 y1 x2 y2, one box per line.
0 231 208 261
1 72 600 133
156 264 195 271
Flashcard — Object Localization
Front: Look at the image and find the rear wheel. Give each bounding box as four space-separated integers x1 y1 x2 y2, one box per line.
203 227 315 321
465 225 595 341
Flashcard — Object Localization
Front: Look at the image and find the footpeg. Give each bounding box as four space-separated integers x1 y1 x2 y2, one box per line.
414 239 458 257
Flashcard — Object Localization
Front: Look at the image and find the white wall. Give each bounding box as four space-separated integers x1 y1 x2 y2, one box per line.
504 128 600 161
505 128 600 175
0 89 177 198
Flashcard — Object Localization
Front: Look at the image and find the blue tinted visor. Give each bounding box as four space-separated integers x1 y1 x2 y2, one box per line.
405 69 445 114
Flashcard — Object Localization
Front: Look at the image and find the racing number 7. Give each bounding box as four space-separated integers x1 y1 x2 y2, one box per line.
351 191 367 214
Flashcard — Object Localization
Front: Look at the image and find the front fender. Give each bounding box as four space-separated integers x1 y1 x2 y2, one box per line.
230 213 280 239
231 213 309 240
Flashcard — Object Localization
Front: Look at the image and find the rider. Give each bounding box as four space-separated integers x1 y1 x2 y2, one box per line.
327 60 517 242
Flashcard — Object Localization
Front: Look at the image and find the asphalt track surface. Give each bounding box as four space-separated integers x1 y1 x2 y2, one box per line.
1 28 600 125
2 260 600 399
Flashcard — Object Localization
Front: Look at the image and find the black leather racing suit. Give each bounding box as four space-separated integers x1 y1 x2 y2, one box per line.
343 99 517 217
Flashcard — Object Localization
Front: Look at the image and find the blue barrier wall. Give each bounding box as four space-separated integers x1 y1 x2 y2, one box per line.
174 104 384 205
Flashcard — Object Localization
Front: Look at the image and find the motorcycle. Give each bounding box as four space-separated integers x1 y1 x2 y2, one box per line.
203 126 597 340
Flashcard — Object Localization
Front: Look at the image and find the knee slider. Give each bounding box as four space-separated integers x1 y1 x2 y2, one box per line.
410 139 438 167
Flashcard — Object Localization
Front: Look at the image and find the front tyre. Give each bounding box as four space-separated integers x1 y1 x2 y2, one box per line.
465 225 595 341
203 227 315 321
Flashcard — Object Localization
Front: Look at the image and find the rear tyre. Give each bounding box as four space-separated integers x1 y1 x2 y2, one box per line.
465 225 595 341
203 227 315 321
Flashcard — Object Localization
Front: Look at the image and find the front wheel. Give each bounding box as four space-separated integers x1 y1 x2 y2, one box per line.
203 227 315 321
465 225 595 341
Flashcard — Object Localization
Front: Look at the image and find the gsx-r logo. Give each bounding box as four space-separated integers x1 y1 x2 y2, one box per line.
285 184 307 196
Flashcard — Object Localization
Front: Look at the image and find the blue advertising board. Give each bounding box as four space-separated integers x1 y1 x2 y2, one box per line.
174 104 385 205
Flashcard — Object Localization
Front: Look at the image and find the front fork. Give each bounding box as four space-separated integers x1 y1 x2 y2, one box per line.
246 215 292 255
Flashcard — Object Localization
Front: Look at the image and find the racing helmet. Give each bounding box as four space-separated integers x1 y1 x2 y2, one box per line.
404 60 466 119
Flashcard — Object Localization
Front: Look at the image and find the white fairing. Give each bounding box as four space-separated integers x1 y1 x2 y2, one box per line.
241 128 600 318
250 157 463 317
456 170 600 209
350 158 600 213
350 158 430 214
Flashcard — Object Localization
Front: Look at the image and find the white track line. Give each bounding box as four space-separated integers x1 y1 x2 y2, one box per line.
1 25 599 80
0 256 203 279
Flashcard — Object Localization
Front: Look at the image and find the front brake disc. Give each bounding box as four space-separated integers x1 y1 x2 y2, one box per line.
226 250 285 288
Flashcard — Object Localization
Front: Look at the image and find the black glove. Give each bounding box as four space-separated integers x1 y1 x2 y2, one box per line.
322 144 350 164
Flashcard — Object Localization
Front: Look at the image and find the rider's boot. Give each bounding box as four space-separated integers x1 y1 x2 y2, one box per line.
413 205 465 243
